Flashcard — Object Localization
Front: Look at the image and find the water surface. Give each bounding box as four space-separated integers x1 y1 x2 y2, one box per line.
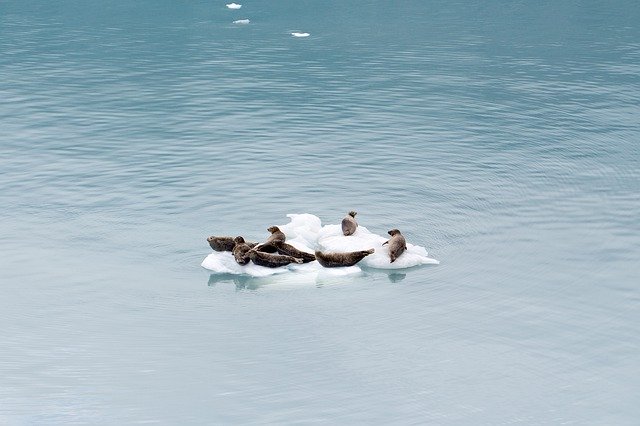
1 0 639 423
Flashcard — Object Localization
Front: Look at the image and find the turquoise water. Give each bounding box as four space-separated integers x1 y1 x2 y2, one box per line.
2 0 639 423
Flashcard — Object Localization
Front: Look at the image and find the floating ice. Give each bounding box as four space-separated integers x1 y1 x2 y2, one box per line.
201 213 439 277
291 32 310 37
233 19 250 24
226 3 241 9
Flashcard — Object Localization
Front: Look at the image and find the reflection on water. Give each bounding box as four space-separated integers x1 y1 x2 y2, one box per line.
208 273 257 291
387 272 407 283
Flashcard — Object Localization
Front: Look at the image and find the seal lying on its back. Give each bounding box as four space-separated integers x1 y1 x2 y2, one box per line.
232 236 253 265
248 249 303 268
314 248 374 267
274 242 316 263
383 229 407 263
207 236 236 252
341 211 358 236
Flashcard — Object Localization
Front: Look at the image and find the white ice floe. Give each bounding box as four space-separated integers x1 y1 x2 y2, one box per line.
233 19 250 24
291 32 310 37
201 213 439 277
226 3 241 9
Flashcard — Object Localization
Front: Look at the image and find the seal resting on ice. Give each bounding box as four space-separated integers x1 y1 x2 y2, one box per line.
248 249 303 268
274 242 316 263
341 211 358 236
314 248 375 267
232 236 253 265
383 229 407 263
207 236 236 252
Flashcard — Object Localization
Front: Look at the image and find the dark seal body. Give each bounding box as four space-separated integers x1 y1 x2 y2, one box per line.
248 250 303 268
265 226 286 245
274 242 316 263
254 226 286 252
208 236 257 252
207 236 236 252
341 211 358 236
232 236 252 265
385 229 407 263
314 248 374 267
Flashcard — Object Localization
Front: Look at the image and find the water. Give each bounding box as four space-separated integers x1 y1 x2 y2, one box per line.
1 0 639 423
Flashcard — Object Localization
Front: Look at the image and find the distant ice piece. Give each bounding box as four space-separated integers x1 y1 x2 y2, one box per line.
233 19 250 24
226 3 241 9
291 32 310 37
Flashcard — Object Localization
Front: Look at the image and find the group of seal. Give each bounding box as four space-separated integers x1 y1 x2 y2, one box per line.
206 211 409 269
340 211 408 263
208 226 314 268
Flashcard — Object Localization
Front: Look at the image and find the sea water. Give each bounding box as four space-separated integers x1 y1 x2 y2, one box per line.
1 0 639 424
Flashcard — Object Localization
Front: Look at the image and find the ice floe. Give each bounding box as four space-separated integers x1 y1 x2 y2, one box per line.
202 213 439 278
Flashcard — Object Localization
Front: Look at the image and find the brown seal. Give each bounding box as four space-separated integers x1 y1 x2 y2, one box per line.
254 226 286 252
207 235 257 252
207 236 236 252
265 226 286 245
341 211 358 236
232 236 252 265
314 248 374 267
248 249 303 268
274 242 316 263
383 229 407 263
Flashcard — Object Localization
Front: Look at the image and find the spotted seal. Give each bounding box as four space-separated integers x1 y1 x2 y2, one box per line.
248 249 303 268
265 226 286 245
232 236 253 265
341 211 358 236
383 229 407 263
314 248 374 267
207 235 258 252
273 242 316 263
207 236 236 252
254 226 286 252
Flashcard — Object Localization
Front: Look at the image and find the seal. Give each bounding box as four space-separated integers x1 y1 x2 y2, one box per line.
314 248 374 267
232 236 252 265
207 235 257 252
248 249 303 268
265 226 286 245
341 211 358 236
254 226 286 252
207 236 236 252
383 229 407 263
274 242 316 263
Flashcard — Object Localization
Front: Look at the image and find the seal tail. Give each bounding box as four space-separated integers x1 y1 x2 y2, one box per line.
293 258 303 264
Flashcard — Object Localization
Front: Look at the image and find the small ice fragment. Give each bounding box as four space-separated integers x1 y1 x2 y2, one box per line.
226 3 241 9
291 32 310 37
233 19 250 24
